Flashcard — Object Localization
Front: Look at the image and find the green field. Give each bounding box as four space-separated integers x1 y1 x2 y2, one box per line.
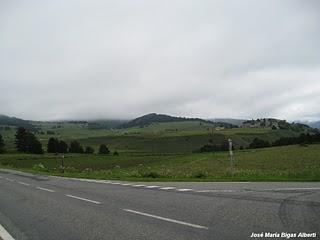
1 144 319 181
0 121 303 153
1 120 319 181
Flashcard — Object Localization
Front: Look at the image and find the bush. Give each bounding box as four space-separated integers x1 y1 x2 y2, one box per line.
249 138 270 149
69 140 84 153
193 171 208 178
33 163 49 172
197 140 229 152
99 144 110 154
84 146 94 154
141 171 160 178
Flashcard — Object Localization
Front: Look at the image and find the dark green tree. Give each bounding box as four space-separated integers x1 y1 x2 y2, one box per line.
15 127 28 152
98 144 110 154
47 137 59 153
0 134 5 153
69 140 84 153
15 127 43 154
26 134 44 154
84 146 94 154
58 140 68 153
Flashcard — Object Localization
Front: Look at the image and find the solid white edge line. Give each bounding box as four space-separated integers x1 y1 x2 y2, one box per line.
196 190 236 193
65 194 101 204
0 224 15 240
123 209 208 230
17 181 30 186
263 187 320 191
36 187 55 192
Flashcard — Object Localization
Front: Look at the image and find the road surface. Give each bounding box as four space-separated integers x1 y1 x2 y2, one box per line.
0 169 319 240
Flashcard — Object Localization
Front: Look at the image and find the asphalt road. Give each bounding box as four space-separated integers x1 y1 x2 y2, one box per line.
0 169 319 240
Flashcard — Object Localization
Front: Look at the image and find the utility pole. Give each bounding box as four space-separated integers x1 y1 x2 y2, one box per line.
228 138 234 177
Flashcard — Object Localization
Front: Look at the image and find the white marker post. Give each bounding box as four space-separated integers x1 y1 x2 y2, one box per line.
61 154 64 173
228 139 234 177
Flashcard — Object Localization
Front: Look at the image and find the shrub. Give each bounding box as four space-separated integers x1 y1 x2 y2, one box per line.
99 144 110 154
193 171 208 178
141 171 160 178
84 146 94 154
249 138 270 149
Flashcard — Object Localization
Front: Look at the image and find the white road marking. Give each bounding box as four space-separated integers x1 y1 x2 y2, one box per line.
5 178 14 182
65 194 101 204
145 185 161 188
123 209 208 230
18 181 30 186
36 187 55 192
0 223 15 240
176 189 193 192
263 187 320 191
120 183 132 186
110 182 121 185
0 176 3 179
159 187 176 190
196 189 236 193
132 184 147 187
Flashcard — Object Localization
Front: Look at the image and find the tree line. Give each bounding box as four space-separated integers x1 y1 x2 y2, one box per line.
196 132 320 152
249 132 320 149
47 137 112 154
0 127 115 155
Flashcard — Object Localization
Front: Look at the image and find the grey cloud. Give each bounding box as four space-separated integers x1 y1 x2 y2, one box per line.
0 0 319 120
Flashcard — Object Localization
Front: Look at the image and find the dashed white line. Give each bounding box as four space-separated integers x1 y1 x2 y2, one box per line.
0 176 3 179
17 181 30 186
159 187 176 190
0 223 15 240
132 184 147 187
110 182 121 185
36 187 55 193
120 183 132 186
123 209 208 230
5 178 14 182
65 194 101 204
145 185 161 189
176 189 193 192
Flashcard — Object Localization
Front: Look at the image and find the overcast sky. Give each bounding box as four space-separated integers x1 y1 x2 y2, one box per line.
1 0 319 121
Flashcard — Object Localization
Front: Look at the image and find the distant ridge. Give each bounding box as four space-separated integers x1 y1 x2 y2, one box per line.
119 113 235 128
297 120 320 129
0 114 35 130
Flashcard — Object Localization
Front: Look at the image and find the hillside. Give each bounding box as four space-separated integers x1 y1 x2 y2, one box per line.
0 114 35 130
119 113 235 128
241 118 311 131
210 118 245 126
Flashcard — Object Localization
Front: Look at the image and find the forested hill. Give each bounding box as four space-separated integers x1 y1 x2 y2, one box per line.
0 114 35 130
119 113 236 128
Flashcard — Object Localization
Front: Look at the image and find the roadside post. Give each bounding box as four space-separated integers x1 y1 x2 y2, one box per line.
61 154 64 173
228 138 234 177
